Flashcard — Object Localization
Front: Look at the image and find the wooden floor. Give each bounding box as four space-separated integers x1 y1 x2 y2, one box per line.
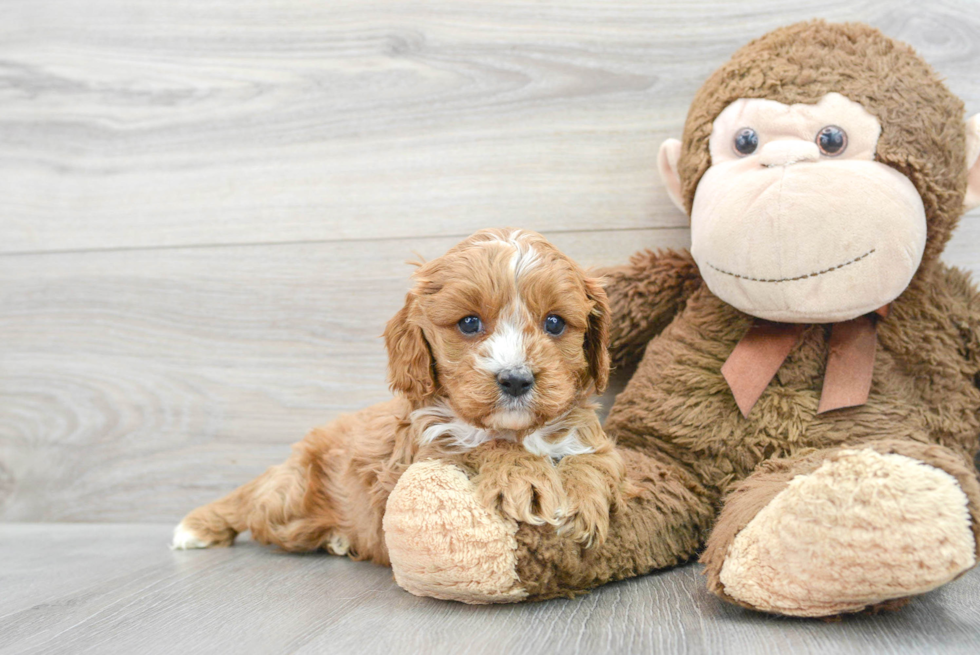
0 523 978 655
3 0 980 653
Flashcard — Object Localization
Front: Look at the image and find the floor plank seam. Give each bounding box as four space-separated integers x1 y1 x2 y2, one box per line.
0 225 689 259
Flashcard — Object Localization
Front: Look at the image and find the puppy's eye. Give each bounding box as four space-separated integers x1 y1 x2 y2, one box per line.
457 315 483 335
543 314 565 336
733 128 759 156
816 125 847 156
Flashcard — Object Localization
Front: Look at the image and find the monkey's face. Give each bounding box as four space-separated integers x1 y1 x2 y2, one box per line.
688 93 927 323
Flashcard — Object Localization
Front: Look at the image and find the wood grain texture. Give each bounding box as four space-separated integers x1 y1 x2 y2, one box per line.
0 0 978 254
0 228 688 521
2 4 980 647
1 524 978 655
1 0 979 526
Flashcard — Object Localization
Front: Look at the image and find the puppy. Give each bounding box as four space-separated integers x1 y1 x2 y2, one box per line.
172 228 625 563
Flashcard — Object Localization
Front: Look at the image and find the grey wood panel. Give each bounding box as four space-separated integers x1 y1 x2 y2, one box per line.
0 228 690 522
2 219 978 523
4 219 980 523
2 0 980 528
0 523 978 655
1 0 978 254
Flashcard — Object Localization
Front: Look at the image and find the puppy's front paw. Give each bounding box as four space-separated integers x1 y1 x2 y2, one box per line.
473 458 567 528
560 481 612 548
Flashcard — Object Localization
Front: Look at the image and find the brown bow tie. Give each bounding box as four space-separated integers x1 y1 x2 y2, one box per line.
721 306 888 418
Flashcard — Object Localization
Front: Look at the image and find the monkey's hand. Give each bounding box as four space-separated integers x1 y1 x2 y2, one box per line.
595 248 702 369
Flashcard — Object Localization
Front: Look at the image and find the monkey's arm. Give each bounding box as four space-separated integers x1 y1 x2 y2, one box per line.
595 248 702 369
940 264 980 364
940 265 980 401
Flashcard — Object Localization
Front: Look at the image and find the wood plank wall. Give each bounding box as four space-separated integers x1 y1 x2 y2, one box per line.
2 0 979 522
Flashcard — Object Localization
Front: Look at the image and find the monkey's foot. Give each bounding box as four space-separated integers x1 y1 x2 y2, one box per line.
383 460 527 604
718 449 976 617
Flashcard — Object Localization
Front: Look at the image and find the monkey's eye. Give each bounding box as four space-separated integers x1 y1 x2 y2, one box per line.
457 315 483 335
733 128 759 156
543 314 566 336
816 126 847 156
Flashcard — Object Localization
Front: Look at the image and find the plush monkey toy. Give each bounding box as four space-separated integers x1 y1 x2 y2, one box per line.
382 20 980 616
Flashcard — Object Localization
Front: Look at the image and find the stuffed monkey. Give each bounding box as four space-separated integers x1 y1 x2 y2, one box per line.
382 20 980 616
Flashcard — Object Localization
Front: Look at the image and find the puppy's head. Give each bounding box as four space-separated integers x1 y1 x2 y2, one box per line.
384 228 609 432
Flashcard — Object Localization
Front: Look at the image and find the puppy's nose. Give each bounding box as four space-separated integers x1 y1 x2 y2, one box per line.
497 368 534 398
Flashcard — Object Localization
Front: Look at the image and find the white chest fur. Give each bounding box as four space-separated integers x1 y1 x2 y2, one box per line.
412 403 593 461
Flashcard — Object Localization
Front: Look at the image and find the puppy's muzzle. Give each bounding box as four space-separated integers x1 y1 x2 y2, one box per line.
497 367 534 398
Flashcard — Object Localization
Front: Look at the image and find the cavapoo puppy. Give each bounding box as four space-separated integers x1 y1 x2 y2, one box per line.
172 228 625 563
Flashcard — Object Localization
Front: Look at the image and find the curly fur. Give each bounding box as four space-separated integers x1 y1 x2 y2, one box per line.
173 229 625 560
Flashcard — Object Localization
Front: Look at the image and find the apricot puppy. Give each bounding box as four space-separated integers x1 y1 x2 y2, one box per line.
173 228 624 562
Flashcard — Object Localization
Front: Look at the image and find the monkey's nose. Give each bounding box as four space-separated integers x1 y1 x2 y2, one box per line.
758 140 820 167
497 368 534 398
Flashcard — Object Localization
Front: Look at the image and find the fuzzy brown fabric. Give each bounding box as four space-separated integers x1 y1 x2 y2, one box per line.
605 266 980 497
492 21 980 611
677 20 968 264
604 248 703 371
513 447 715 600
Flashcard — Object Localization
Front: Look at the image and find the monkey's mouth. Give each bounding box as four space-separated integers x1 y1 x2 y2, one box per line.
706 249 876 284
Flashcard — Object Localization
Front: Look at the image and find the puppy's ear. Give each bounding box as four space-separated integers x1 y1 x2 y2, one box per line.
583 276 611 394
384 293 437 405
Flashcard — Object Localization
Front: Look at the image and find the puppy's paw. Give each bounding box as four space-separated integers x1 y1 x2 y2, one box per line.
170 519 235 549
473 458 567 528
560 480 613 548
171 521 213 550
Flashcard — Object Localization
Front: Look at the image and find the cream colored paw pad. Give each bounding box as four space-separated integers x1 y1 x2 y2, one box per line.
719 449 976 616
383 460 527 604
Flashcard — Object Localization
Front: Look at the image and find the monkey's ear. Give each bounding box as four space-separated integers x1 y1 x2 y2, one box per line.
383 294 437 405
658 138 686 214
965 114 980 212
583 276 611 395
